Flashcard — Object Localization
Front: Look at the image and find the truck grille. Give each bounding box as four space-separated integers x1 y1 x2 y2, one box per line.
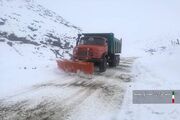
78 51 87 56
77 48 87 57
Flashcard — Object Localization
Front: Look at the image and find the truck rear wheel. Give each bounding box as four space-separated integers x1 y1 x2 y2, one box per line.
109 55 120 67
99 57 107 72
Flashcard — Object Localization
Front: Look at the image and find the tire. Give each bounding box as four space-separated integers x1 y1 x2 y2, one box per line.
116 55 120 65
109 55 119 67
99 57 107 72
109 55 116 67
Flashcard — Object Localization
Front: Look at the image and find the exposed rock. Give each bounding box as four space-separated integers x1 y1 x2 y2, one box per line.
0 18 6 25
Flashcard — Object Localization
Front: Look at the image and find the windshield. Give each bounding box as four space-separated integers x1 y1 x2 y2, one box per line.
78 37 105 45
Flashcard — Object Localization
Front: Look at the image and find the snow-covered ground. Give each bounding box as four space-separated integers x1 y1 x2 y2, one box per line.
1 0 180 120
1 40 180 120
118 44 180 120
0 56 134 120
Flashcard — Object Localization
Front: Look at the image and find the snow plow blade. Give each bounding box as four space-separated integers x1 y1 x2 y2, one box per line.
56 59 94 75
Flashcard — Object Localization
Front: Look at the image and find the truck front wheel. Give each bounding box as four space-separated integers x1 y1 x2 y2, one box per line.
99 57 107 72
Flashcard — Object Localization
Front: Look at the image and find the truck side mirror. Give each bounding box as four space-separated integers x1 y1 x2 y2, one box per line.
76 34 81 45
105 40 108 45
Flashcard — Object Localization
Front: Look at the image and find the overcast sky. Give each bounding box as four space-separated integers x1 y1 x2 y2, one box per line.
36 0 180 48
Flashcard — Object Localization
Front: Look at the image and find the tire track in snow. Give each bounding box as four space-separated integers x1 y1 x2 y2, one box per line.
0 57 136 120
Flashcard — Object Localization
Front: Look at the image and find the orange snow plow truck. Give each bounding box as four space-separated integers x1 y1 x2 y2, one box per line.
57 33 122 74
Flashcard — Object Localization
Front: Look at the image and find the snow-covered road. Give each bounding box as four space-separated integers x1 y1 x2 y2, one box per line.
118 48 180 120
0 57 135 120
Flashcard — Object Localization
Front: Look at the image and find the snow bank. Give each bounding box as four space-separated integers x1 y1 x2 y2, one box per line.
0 43 63 97
117 44 180 120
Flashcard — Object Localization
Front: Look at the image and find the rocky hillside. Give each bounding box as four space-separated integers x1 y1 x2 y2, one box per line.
0 0 81 60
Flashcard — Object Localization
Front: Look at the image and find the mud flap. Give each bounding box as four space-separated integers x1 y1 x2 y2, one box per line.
56 59 94 75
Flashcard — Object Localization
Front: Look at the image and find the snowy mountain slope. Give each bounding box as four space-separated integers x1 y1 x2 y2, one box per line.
0 0 81 97
0 0 81 60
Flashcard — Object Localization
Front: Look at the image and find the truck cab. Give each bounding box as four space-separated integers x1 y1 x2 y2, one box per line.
73 36 108 60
